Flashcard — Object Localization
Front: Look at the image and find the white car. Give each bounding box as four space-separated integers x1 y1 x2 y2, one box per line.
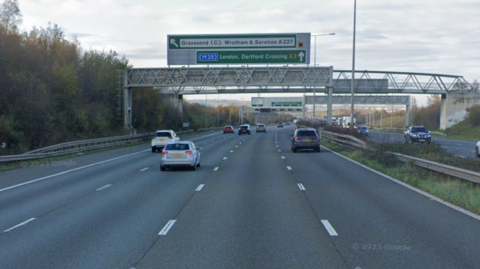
476 141 480 157
160 141 201 171
151 130 179 152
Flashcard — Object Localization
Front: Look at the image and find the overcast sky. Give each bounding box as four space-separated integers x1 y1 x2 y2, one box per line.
18 0 480 85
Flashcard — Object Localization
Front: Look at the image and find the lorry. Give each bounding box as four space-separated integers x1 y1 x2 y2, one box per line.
338 116 356 128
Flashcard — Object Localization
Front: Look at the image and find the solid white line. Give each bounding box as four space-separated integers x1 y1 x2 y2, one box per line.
140 167 149 172
223 157 228 160
0 149 150 193
213 167 219 171
195 184 205 191
158 220 177 236
4 218 36 233
325 147 480 223
321 220 338 236
287 166 292 170
297 183 306 191
96 184 112 191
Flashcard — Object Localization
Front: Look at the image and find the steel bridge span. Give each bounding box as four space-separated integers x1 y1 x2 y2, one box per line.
118 67 473 128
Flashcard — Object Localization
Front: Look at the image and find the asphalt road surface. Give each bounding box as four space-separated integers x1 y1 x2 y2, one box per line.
368 130 478 159
2 125 480 269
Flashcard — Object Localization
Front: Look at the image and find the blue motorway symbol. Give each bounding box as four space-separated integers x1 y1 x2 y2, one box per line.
198 53 219 62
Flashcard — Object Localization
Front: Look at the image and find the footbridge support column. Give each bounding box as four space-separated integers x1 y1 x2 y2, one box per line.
440 92 480 130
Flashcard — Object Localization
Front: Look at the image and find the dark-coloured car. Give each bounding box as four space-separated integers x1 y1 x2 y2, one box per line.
291 128 320 153
277 122 283 128
404 125 431 144
238 124 251 135
223 125 234 134
358 125 369 136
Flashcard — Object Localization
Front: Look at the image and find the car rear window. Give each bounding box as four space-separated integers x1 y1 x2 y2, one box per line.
297 131 317 137
165 143 190 150
240 126 248 129
156 132 172 137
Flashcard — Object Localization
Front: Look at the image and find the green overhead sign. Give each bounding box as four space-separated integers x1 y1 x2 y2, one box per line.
197 50 307 64
169 34 298 50
167 33 311 65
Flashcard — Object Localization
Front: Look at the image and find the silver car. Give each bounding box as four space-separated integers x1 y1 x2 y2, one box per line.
160 141 201 171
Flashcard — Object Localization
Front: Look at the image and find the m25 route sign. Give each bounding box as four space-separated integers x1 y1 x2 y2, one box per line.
167 33 311 65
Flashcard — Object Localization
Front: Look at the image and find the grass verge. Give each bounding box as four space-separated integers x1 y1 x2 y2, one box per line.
323 140 480 216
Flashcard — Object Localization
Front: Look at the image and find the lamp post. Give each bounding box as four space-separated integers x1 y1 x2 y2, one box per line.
311 33 335 122
350 0 357 132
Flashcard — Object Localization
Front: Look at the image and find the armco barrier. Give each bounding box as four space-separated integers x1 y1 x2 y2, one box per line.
319 130 480 184
1 130 194 164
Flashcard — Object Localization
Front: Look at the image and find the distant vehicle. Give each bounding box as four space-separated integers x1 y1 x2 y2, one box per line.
223 125 234 134
160 141 201 171
256 124 266 133
358 125 369 136
277 122 283 128
291 128 320 153
404 126 431 144
476 141 480 157
238 124 251 135
151 130 179 152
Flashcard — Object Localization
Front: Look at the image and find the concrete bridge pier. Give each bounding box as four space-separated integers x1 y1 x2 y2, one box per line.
440 92 480 130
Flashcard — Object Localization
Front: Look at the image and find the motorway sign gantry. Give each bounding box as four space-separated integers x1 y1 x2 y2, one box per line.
167 33 311 65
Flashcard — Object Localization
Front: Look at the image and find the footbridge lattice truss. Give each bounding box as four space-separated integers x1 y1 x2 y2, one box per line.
123 67 473 95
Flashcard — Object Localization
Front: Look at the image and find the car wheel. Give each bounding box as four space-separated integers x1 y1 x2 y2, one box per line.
160 165 166 171
476 147 479 157
152 147 156 153
197 162 201 167
292 147 297 153
316 147 321 152
403 136 408 143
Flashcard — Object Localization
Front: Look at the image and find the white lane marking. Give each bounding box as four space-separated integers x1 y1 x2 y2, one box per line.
3 218 36 233
0 132 221 194
281 156 285 159
140 167 149 172
321 220 338 236
276 145 279 147
326 147 480 223
158 220 177 236
235 146 238 148
239 142 242 144
297 183 306 191
287 166 292 170
230 150 234 153
96 184 112 191
213 167 219 171
223 157 228 160
195 184 205 191
278 150 282 152
0 149 150 193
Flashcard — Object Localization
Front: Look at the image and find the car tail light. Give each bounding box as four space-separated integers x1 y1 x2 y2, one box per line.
186 151 194 155
168 136 173 139
294 137 301 141
161 151 168 155
313 136 319 140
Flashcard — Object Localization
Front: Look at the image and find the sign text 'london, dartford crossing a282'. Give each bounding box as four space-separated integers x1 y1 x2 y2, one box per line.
167 33 311 65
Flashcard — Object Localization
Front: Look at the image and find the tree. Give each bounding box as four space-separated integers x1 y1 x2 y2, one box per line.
0 0 22 33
